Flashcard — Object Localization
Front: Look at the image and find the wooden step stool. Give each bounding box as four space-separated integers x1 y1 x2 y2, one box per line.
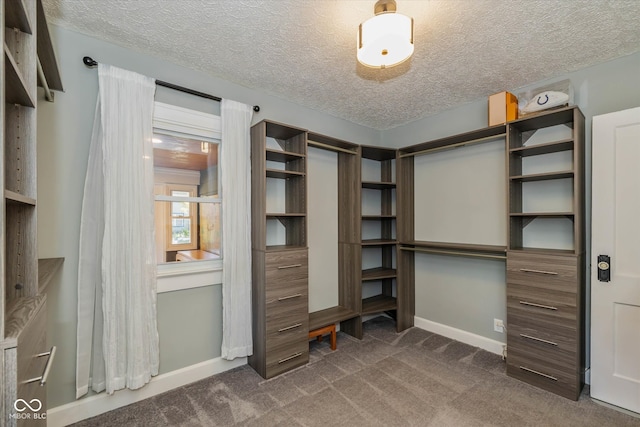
308 324 336 350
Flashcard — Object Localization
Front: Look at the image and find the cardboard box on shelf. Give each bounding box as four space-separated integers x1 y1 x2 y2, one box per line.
488 91 518 126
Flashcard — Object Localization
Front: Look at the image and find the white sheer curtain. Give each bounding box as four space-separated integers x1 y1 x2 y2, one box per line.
76 64 159 397
220 99 254 359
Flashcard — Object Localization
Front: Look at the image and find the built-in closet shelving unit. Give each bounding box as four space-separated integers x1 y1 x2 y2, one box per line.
397 106 585 400
250 122 417 378
505 106 585 400
2 0 64 424
357 145 410 337
397 126 508 336
306 133 360 335
249 120 310 379
249 106 585 392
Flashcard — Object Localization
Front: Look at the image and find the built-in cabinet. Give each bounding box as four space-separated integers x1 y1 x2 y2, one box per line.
505 107 585 400
249 121 310 378
250 108 585 396
397 106 585 400
1 0 63 423
359 146 401 331
249 123 413 378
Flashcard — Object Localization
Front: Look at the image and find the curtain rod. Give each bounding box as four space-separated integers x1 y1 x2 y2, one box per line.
82 56 260 113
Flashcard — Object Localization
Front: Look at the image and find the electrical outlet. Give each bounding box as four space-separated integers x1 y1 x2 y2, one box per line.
494 318 504 333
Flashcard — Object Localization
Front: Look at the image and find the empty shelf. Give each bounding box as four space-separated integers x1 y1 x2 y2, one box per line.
362 267 397 281
362 295 397 315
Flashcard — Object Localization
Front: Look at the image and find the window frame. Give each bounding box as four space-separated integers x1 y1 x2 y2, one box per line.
165 184 198 251
153 102 223 290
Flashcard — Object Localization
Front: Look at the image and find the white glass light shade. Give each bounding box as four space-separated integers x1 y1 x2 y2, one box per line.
357 12 414 68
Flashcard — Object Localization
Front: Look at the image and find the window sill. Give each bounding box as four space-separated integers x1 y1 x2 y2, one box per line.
157 260 222 293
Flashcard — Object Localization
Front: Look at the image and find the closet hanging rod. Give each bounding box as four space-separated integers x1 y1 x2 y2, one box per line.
82 56 260 112
399 133 506 158
37 57 54 102
307 140 358 154
400 246 507 260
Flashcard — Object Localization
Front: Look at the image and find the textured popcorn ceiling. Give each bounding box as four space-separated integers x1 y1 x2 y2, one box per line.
43 0 640 130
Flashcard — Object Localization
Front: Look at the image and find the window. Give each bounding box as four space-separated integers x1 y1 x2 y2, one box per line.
167 185 197 250
153 103 222 274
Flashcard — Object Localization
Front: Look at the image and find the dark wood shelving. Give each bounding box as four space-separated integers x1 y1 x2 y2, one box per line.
361 145 397 161
251 120 309 378
400 124 506 156
264 244 307 252
265 168 305 179
510 138 574 156
507 247 576 255
510 211 574 218
506 107 585 399
307 133 359 153
354 144 407 335
362 267 397 281
510 170 574 182
362 181 396 190
362 215 396 220
509 106 577 132
6 0 33 34
266 212 306 218
361 239 397 246
309 306 359 331
264 120 307 141
265 148 305 163
404 240 506 254
362 295 397 315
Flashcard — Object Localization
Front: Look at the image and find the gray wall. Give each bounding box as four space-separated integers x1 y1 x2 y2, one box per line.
382 51 640 361
36 25 378 408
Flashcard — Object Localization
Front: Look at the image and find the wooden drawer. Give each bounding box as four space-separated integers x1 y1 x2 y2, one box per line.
507 252 578 293
5 300 50 426
507 318 578 368
507 348 581 400
265 340 309 378
265 249 308 287
265 321 307 354
265 278 307 305
265 303 308 334
507 283 577 323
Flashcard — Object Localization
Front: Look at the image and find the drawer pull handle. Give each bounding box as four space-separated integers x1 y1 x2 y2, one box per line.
519 366 558 381
519 268 558 275
278 323 303 332
24 346 57 386
278 352 303 364
520 334 558 346
278 293 302 301
278 264 302 270
519 300 558 311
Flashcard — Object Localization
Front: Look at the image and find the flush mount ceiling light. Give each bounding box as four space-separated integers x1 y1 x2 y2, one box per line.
357 0 414 69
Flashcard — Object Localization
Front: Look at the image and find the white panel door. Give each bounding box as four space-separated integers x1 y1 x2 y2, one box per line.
591 106 640 413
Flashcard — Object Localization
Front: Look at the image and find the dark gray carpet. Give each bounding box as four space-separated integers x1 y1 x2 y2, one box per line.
71 316 640 426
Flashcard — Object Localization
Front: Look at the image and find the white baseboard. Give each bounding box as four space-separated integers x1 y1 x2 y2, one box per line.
414 316 505 356
47 356 246 427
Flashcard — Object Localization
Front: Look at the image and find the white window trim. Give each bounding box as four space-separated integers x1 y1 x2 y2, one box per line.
153 101 223 293
154 102 221 140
